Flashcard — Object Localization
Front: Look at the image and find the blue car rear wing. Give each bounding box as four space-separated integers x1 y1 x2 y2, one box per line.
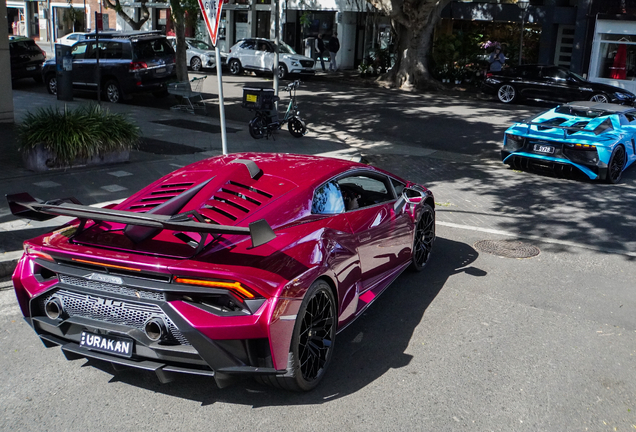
519 118 613 138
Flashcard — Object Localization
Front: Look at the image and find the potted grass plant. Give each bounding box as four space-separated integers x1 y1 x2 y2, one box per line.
17 104 140 172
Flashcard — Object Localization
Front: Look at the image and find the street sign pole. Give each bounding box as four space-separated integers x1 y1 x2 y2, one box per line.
197 0 227 155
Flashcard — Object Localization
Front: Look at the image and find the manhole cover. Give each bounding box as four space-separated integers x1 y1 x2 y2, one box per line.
474 240 540 259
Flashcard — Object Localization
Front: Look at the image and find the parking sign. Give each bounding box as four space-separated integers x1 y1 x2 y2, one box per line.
197 0 223 46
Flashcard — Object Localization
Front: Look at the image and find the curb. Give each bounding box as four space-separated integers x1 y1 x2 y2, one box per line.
0 251 21 279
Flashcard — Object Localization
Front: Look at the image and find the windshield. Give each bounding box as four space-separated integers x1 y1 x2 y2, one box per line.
569 71 586 81
188 39 212 50
278 42 296 55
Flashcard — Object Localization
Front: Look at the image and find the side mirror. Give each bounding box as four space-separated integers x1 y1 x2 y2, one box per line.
394 187 424 213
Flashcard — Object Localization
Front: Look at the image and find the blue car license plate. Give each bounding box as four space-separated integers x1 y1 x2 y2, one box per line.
533 143 555 154
80 331 133 358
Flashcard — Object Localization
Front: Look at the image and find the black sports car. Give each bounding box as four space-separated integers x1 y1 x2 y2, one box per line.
482 65 636 106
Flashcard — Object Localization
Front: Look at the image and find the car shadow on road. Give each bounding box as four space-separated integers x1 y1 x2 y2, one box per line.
85 236 486 404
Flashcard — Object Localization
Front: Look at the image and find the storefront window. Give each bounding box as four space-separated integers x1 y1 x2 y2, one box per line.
597 40 636 80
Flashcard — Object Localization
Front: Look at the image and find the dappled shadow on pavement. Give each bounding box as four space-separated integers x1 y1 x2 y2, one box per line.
84 237 486 405
367 154 636 258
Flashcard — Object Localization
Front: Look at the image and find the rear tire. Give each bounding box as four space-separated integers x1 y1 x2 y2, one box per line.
45 74 57 95
256 280 336 391
249 115 267 139
606 145 626 184
288 116 306 138
104 79 123 103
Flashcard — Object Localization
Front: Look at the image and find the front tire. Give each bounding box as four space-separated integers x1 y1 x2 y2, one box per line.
606 145 626 184
104 79 123 103
45 74 57 95
288 116 306 138
590 93 610 103
497 84 517 104
229 59 242 76
258 280 336 392
277 64 288 80
410 203 435 272
190 56 202 72
249 115 267 139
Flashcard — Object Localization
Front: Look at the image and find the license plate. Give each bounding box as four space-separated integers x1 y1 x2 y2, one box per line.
26 66 36 71
155 67 166 74
533 144 555 154
80 331 133 358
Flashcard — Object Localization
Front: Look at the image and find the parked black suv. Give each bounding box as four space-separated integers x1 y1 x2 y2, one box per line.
9 36 46 82
42 31 177 103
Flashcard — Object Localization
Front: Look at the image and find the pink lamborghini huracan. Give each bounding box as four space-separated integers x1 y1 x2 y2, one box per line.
8 153 435 391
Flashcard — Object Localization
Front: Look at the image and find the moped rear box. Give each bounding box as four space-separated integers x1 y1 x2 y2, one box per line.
242 87 277 110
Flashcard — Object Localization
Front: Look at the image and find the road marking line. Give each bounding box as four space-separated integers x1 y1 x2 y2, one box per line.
437 221 636 257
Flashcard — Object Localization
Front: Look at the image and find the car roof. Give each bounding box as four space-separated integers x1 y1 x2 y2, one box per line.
8 36 33 43
83 30 164 41
561 101 636 114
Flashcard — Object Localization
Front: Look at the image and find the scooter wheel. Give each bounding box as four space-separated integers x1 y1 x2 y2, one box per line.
288 116 306 138
249 116 267 140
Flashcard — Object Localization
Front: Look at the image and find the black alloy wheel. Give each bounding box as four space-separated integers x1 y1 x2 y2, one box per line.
45 74 57 95
411 203 435 271
590 93 610 103
248 115 267 139
288 116 306 138
190 57 202 72
229 59 242 75
497 84 517 104
607 145 626 184
104 80 122 103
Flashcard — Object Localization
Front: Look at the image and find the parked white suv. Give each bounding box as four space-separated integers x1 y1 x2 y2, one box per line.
227 38 314 79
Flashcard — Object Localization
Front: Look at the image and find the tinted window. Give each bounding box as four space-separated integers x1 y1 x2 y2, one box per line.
312 181 345 214
240 40 255 50
189 40 212 50
132 39 174 60
517 66 541 79
391 178 405 197
337 174 393 210
543 66 569 80
71 43 88 59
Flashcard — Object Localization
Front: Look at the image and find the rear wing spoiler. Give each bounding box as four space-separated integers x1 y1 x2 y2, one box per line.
6 192 276 249
519 118 613 138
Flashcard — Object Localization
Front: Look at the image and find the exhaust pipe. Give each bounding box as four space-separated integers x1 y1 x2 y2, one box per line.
44 297 64 320
143 317 167 342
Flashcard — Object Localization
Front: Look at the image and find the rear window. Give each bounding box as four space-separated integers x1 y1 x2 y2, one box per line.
132 38 174 60
10 40 39 53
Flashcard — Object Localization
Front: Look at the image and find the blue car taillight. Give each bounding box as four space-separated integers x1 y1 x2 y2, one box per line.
563 143 599 164
505 133 525 151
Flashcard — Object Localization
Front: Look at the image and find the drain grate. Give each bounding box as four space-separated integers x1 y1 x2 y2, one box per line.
474 240 540 259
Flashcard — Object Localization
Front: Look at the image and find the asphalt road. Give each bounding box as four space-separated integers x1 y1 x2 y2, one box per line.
3 76 636 431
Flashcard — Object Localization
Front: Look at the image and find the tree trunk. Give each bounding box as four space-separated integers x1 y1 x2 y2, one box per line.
170 6 189 82
375 0 448 91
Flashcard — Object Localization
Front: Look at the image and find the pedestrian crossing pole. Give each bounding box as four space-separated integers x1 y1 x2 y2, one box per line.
198 0 227 155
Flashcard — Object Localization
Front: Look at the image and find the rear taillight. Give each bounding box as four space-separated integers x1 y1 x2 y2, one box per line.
24 243 54 262
486 72 493 78
40 49 46 59
129 61 148 71
174 277 261 299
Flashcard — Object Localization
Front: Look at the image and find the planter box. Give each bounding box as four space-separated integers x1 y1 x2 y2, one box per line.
22 144 130 172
